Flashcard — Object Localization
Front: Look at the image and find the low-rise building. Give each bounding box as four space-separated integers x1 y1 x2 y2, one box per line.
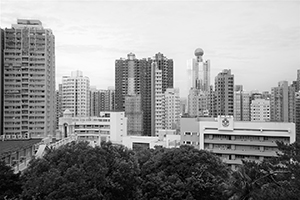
0 136 41 173
58 110 127 145
180 116 295 169
122 129 180 150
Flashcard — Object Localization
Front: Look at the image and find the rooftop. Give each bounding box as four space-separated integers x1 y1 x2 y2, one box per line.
0 139 42 158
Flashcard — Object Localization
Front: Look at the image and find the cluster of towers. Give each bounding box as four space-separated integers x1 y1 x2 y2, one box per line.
0 19 299 141
185 48 300 140
115 52 180 136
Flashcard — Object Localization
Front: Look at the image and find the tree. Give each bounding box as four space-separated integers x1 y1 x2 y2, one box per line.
21 141 141 200
138 145 230 200
0 160 22 199
225 140 300 200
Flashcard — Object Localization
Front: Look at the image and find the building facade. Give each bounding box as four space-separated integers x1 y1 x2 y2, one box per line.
58 110 127 145
90 86 115 117
234 90 250 121
62 70 90 117
250 98 270 122
125 94 143 135
0 28 4 135
115 52 173 136
270 81 294 122
55 84 63 130
180 116 296 170
162 88 180 132
215 69 234 116
187 48 210 92
295 92 300 141
2 19 55 138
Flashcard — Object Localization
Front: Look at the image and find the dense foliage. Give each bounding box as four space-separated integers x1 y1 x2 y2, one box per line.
0 160 22 199
21 141 140 200
1 140 299 200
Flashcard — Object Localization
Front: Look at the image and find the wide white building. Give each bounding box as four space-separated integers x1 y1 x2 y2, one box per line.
180 116 295 169
58 110 127 145
122 129 180 149
62 70 90 117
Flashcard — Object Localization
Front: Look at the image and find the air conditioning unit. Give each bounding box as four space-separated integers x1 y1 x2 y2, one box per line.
18 134 22 139
11 135 16 139
6 135 11 139
24 133 29 139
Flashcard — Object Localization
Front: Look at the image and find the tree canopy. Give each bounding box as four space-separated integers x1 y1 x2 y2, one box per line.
0 160 22 200
1 140 299 200
138 145 229 200
21 141 140 200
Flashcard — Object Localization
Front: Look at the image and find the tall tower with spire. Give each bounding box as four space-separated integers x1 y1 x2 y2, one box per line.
187 48 210 92
187 48 212 117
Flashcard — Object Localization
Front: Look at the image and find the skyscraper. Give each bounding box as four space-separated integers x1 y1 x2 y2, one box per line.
0 28 4 135
62 70 90 117
215 69 234 116
291 69 300 94
187 48 212 118
187 48 210 92
2 19 55 138
90 86 115 117
150 53 174 135
270 81 294 122
162 88 180 132
115 52 173 136
234 87 250 121
55 84 63 130
295 92 300 141
124 53 143 135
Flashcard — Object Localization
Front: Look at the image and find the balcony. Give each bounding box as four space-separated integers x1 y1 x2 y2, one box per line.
208 148 277 157
204 139 278 147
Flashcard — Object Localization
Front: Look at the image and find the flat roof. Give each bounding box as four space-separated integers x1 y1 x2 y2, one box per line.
0 139 42 158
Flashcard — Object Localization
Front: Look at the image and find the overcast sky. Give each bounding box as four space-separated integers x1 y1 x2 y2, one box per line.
1 0 299 97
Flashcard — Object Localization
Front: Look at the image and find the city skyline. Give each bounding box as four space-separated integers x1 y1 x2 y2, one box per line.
1 0 299 97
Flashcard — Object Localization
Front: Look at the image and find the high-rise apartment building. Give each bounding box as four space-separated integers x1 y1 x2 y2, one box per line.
152 60 163 134
125 53 143 135
294 92 300 141
55 84 63 130
270 81 294 122
115 52 173 136
62 70 90 117
115 53 141 111
234 89 250 121
90 86 115 117
125 94 143 135
187 89 200 117
250 99 270 122
2 19 55 138
0 29 4 135
215 69 234 116
162 88 180 132
151 53 174 135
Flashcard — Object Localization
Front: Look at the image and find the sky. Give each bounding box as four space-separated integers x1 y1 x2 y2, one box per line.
1 0 300 97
